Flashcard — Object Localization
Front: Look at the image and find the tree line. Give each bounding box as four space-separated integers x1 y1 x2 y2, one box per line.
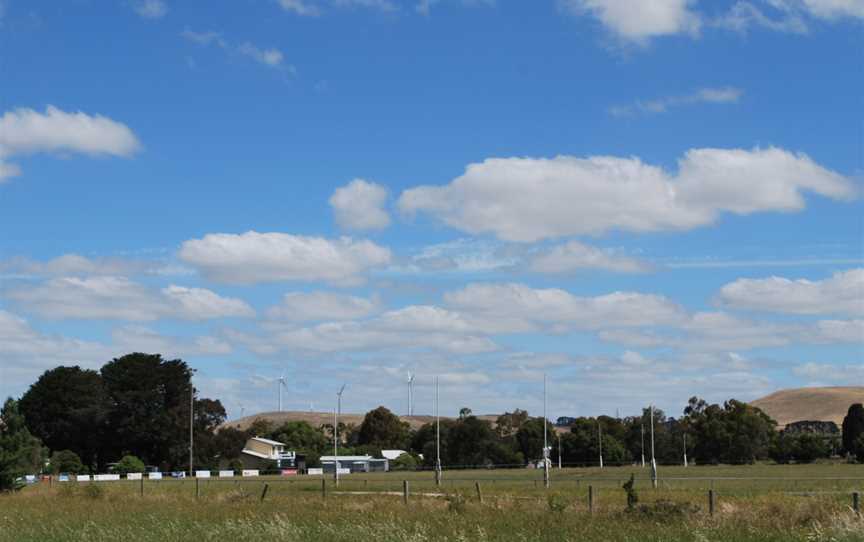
2 353 864 491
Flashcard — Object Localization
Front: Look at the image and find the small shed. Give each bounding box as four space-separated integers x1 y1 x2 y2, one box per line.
320 455 389 473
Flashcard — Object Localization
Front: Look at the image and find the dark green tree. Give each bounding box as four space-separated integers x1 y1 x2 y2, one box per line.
19 366 110 470
515 417 556 462
49 450 85 474
112 454 145 474
100 353 194 469
686 398 775 464
842 404 864 458
0 399 44 491
356 406 410 449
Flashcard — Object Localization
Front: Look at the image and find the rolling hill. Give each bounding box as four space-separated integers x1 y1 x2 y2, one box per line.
222 410 500 432
750 386 863 428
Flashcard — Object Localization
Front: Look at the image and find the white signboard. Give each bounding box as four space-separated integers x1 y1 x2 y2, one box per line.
148 472 163 480
127 473 143 481
58 474 70 482
242 469 259 477
218 470 234 478
195 470 211 478
307 468 323 475
76 475 91 482
337 468 350 475
94 474 121 482
25 475 36 484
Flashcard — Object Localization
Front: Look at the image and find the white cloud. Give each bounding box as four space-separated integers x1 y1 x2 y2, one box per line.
783 0 864 20
398 147 856 242
812 319 864 343
416 0 495 16
717 268 864 316
793 362 864 383
266 291 380 321
610 86 743 117
528 241 651 274
330 179 391 231
561 0 701 43
111 325 232 356
0 254 191 278
178 231 391 285
237 42 284 67
181 29 289 71
716 2 810 33
0 106 141 181
133 0 167 19
278 0 323 16
444 283 686 329
5 276 254 321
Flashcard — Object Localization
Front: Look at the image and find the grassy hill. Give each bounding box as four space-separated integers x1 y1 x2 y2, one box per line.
750 386 863 428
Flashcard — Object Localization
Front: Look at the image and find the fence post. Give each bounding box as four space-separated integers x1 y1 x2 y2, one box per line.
195 478 200 499
321 478 327 499
588 485 594 514
854 492 860 515
475 481 483 503
403 480 409 505
709 489 716 517
139 476 145 497
260 483 269 502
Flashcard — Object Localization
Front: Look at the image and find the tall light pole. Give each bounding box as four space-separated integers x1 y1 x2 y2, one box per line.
557 432 562 469
334 384 346 486
189 384 194 478
543 373 549 488
650 405 658 488
683 433 688 468
435 375 442 486
407 371 415 417
598 418 604 469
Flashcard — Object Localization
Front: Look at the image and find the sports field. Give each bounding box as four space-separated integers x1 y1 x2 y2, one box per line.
3 463 863 541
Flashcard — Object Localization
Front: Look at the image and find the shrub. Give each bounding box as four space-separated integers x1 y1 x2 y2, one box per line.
50 450 85 474
390 453 419 470
112 455 145 475
445 492 467 513
547 494 568 513
622 474 639 509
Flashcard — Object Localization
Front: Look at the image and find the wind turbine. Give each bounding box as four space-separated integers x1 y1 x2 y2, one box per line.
278 369 288 412
407 371 416 416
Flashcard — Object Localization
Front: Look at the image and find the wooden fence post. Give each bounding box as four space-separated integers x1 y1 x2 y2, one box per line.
403 480 409 505
260 483 269 502
139 476 145 497
854 492 860 515
195 478 200 499
475 481 483 503
321 478 327 499
709 489 716 517
588 485 594 514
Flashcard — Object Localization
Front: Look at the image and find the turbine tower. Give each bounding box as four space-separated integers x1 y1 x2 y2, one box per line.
278 369 288 412
407 371 415 416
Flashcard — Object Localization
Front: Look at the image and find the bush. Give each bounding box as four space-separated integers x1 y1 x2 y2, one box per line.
390 453 419 470
50 450 85 474
112 455 145 475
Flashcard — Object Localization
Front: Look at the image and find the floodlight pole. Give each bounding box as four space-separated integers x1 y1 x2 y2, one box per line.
334 384 345 486
598 419 604 469
189 384 194 478
435 376 442 486
650 405 658 488
543 373 549 488
557 432 562 469
683 433 688 468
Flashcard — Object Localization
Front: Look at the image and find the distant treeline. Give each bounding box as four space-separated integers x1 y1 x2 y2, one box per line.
2 353 864 491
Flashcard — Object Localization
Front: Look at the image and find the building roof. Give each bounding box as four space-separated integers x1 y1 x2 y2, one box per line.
249 437 285 447
320 455 383 462
241 449 271 459
381 450 407 460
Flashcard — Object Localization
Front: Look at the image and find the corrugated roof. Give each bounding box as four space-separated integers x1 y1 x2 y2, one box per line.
249 437 285 446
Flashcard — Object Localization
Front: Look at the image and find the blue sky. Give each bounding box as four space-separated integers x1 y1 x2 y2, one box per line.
1 0 862 420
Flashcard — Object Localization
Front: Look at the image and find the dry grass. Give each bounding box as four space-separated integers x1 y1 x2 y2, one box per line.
3 464 863 541
750 386 863 428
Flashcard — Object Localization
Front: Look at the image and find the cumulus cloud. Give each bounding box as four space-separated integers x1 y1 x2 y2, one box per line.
398 147 856 242
528 241 651 274
5 276 254 321
610 87 743 117
0 254 190 278
560 0 701 43
717 269 864 316
793 362 864 383
266 291 380 321
178 231 391 285
330 179 391 231
444 282 687 329
133 0 167 19
0 106 141 182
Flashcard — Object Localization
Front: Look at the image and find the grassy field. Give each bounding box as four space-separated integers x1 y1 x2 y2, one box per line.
2 463 863 541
